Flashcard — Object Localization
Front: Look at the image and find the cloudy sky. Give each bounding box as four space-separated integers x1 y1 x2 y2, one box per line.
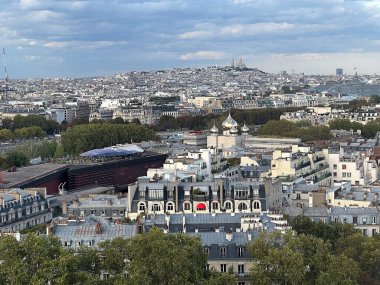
1 0 380 78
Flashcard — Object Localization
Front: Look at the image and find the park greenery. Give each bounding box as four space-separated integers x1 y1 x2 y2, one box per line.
258 120 332 142
0 228 236 285
155 107 303 131
60 123 157 155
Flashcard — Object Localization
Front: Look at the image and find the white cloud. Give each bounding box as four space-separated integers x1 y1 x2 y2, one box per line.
180 51 225 60
179 22 296 40
44 40 128 49
19 0 40 9
24 55 41 61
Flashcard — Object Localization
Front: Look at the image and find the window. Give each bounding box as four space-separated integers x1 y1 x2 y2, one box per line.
362 217 367 225
347 172 351 177
342 164 346 169
235 190 249 199
373 216 377 224
253 201 260 210
220 264 227 273
184 202 191 211
220 247 226 257
167 203 174 211
138 203 145 211
238 203 247 211
333 172 337 177
238 264 245 274
225 202 232 210
120 210 124 215
151 204 161 212
101 210 105 215
212 202 219 210
333 164 337 169
353 217 358 225
238 282 245 285
373 229 377 236
296 193 301 200
342 172 346 177
363 229 367 236
238 247 244 257
149 189 163 200
204 247 209 255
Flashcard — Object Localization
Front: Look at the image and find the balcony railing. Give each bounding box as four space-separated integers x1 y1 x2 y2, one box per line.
295 161 311 170
193 194 208 201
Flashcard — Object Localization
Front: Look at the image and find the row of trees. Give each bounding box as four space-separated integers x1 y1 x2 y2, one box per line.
0 229 236 285
329 118 380 138
155 107 304 131
61 123 157 155
1 115 60 135
0 126 47 141
258 120 332 142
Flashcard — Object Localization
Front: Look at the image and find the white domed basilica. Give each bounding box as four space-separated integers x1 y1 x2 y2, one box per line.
207 112 249 149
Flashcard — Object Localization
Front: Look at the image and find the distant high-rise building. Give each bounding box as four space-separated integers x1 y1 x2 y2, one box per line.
336 68 343 76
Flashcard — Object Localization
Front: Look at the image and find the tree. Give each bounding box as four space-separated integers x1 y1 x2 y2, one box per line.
205 271 236 285
6 150 28 167
0 129 13 141
249 231 360 285
61 123 157 155
157 115 178 131
131 118 141 125
329 119 362 131
112 117 125 124
114 227 208 285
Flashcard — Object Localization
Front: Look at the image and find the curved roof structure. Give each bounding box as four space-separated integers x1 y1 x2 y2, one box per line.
242 122 249 133
222 112 238 129
210 124 219 133
80 144 144 158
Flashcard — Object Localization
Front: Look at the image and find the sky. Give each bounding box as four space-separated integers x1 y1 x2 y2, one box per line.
1 0 380 78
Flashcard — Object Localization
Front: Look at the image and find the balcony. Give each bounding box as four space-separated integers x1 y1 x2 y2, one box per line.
193 194 208 201
295 161 310 170
314 156 324 163
192 188 208 201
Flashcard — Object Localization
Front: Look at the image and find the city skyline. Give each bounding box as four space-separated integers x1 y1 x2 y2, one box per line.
1 0 380 78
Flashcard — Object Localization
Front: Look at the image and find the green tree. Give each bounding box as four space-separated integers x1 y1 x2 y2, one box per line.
117 227 208 285
0 128 13 141
205 270 237 285
6 150 28 167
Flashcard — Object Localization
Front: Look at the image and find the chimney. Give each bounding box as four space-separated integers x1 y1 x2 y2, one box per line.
62 200 68 214
165 213 170 228
95 222 102 234
226 232 233 242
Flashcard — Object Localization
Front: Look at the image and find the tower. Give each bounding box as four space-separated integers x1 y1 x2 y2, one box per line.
2 48 9 99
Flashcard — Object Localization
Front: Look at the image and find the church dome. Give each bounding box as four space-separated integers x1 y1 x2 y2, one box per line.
210 124 219 133
242 122 249 133
230 125 238 134
222 112 238 129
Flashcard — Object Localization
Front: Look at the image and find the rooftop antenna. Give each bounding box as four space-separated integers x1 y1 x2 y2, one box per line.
2 48 9 98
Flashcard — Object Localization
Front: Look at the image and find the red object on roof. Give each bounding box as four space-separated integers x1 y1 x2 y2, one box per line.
197 203 206 210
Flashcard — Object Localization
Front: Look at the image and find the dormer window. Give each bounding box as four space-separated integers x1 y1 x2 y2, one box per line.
220 247 226 257
238 247 244 257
